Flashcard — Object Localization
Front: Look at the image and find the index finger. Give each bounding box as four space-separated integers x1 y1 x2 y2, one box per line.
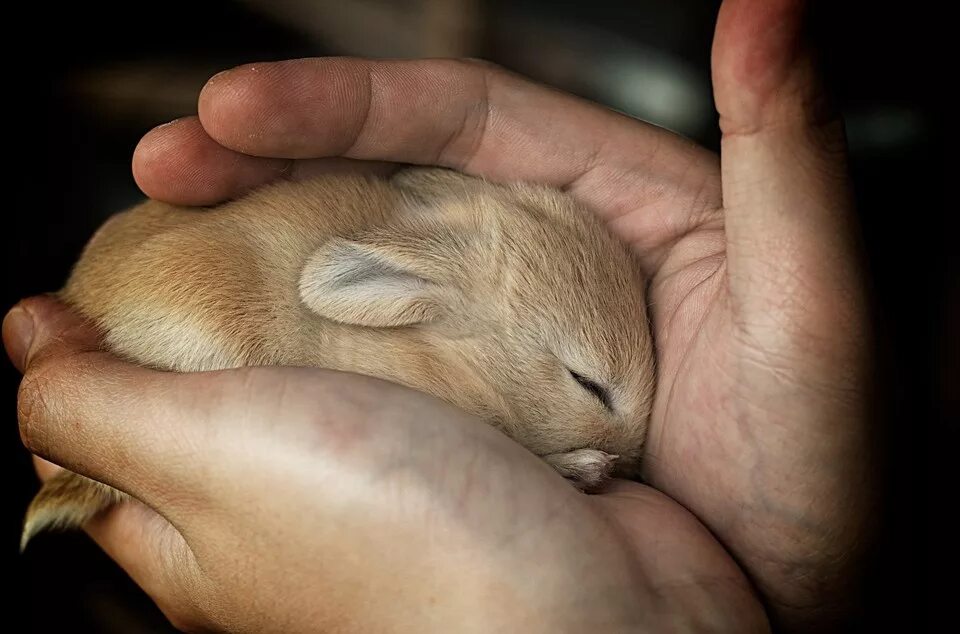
137 58 721 260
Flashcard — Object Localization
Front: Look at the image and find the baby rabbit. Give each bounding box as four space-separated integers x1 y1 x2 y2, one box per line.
21 167 656 549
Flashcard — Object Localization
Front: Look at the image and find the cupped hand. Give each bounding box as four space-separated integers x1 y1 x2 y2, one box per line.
137 0 873 628
11 0 873 631
6 297 767 632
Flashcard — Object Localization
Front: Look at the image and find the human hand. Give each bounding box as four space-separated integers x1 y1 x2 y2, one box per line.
12 0 873 630
126 0 873 630
6 297 768 632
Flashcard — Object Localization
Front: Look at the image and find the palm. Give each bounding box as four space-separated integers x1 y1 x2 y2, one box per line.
607 150 870 624
640 215 734 498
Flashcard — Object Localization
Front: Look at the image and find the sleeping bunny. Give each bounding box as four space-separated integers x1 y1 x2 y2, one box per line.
21 167 656 549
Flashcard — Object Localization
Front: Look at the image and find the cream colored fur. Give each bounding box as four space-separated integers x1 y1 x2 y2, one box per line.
22 168 655 549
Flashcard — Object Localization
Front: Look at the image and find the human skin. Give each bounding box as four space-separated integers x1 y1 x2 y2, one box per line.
6 0 873 632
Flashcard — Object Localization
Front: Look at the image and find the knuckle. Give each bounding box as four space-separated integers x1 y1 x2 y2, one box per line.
17 366 61 454
16 350 103 454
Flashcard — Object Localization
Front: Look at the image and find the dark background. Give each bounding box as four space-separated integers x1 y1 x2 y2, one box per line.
4 1 950 631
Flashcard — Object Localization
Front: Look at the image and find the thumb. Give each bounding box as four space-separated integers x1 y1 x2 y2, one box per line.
3 295 207 507
712 0 866 344
3 294 101 374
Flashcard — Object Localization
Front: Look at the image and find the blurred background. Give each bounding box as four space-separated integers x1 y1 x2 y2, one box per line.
4 0 950 631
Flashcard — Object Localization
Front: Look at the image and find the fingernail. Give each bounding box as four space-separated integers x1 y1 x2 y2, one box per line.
2 306 34 373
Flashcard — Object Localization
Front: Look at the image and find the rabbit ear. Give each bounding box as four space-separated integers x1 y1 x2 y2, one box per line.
299 236 450 327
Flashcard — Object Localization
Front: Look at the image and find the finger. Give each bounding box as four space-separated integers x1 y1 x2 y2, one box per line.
22 383 205 625
8 296 211 505
9 295 424 519
4 295 99 374
178 57 721 264
84 500 206 630
132 117 399 205
712 2 872 626
713 0 866 344
132 117 289 205
593 482 770 632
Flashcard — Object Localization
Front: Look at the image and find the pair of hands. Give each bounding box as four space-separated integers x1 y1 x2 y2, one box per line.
5 0 874 631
